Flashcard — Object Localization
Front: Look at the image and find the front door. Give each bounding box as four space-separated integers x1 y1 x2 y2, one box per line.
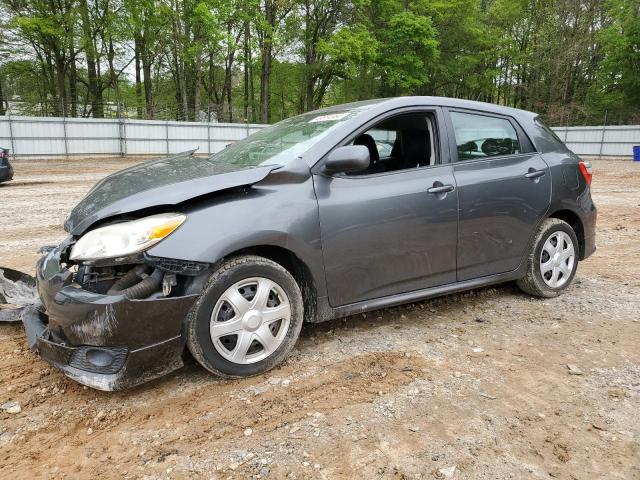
447 109 552 281
313 111 458 307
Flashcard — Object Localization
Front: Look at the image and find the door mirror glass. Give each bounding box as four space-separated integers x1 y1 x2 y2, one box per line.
324 145 370 174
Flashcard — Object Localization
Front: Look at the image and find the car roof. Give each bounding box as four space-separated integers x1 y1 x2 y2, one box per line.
314 96 537 120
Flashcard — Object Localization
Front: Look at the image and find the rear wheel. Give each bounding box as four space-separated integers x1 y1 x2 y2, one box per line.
517 218 579 298
187 255 304 377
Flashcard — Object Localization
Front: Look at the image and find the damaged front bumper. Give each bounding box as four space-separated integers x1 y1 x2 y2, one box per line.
24 244 199 391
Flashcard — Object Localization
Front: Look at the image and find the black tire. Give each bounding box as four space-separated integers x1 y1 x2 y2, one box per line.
517 218 579 298
186 255 304 378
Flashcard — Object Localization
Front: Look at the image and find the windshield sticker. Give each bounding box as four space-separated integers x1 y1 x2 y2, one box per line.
309 112 350 123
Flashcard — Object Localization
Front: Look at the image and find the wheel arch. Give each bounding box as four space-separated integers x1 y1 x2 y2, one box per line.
221 245 319 323
548 209 585 259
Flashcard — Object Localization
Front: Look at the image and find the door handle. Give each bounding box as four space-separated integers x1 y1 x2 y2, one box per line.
524 169 546 179
427 184 455 194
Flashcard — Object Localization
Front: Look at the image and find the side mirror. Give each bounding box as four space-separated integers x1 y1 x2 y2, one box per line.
323 145 370 174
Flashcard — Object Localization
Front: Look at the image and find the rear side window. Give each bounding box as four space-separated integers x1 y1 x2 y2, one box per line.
534 117 569 152
450 112 521 160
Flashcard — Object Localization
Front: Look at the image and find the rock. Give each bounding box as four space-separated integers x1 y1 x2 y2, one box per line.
408 425 420 432
438 465 457 478
302 461 310 467
244 427 253 436
472 347 484 353
566 364 584 375
87 427 93 435
281 379 291 387
268 377 282 386
1 401 21 414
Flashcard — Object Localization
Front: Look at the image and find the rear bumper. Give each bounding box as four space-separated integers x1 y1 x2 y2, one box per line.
26 244 198 391
583 231 596 259
0 165 13 183
580 192 597 260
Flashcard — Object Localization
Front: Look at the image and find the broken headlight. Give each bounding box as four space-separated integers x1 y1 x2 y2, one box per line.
69 213 186 261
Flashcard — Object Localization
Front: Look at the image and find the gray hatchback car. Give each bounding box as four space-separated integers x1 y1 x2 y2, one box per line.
25 97 596 390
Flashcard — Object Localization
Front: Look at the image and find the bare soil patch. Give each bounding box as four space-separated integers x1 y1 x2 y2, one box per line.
0 158 638 479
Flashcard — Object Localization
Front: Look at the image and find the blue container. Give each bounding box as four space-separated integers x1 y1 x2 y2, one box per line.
634 145 640 161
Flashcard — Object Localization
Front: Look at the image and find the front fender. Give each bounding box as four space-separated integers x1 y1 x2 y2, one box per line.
146 178 327 297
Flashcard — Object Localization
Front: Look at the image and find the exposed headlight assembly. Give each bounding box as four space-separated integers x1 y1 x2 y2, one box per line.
69 213 186 261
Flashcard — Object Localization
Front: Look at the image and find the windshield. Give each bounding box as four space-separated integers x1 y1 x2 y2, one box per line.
209 106 374 167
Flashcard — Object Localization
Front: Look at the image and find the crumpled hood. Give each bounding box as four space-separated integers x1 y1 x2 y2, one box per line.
65 151 276 235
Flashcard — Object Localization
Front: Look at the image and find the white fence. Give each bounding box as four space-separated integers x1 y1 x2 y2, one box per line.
551 125 640 158
0 115 638 158
0 115 266 158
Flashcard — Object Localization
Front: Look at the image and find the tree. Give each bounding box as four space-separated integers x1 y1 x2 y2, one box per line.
0 0 637 125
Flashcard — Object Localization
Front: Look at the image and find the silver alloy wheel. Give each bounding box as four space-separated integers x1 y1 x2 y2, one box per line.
540 231 575 288
210 277 292 364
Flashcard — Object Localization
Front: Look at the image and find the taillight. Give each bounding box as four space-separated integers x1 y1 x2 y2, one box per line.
579 160 592 186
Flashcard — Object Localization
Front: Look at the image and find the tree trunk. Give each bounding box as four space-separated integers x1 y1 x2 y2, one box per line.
55 54 68 117
68 52 78 117
0 78 5 116
142 51 154 119
224 25 237 123
243 21 250 122
107 37 121 117
134 36 144 118
260 42 272 123
259 0 275 123
249 49 256 122
68 32 78 117
79 0 103 117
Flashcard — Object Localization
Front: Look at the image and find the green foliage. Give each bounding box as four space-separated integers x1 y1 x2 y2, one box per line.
597 0 640 109
318 27 378 79
0 0 637 125
378 12 439 93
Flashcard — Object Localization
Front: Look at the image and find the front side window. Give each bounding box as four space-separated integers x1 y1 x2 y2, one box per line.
450 111 521 160
346 113 437 175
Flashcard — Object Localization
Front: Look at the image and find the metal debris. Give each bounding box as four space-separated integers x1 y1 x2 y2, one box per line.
0 267 37 322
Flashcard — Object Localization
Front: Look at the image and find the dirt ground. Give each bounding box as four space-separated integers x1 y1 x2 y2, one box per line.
0 157 638 479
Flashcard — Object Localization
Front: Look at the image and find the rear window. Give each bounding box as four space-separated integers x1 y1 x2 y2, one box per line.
531 117 572 153
450 112 521 160
535 117 564 144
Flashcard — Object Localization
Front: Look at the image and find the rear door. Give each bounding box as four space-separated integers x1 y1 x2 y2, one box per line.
446 109 551 281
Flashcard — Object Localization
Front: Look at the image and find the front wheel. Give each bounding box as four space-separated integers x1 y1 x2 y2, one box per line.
517 218 579 298
187 255 304 377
